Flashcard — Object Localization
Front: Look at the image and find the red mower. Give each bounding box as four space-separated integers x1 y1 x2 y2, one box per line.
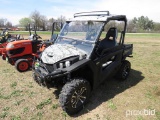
4 22 59 72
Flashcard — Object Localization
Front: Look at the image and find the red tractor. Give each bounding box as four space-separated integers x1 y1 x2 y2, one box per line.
4 22 59 72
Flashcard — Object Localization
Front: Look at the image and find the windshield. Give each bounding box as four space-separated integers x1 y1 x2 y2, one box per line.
55 21 104 56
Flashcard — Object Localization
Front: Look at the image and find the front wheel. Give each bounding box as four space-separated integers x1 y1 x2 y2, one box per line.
59 78 91 115
15 59 30 72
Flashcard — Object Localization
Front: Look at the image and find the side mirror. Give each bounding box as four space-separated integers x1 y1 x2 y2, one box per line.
102 26 105 31
51 33 58 42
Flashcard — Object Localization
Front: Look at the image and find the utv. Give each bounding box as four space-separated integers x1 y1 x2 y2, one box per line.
32 11 133 115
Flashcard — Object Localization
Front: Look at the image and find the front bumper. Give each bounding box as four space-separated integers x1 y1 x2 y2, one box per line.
33 66 68 84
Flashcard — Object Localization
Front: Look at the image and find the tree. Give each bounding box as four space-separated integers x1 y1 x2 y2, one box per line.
57 15 66 23
19 17 32 30
39 15 47 31
153 22 160 32
104 21 116 32
5 21 12 28
137 16 154 31
132 17 138 25
0 18 7 27
30 10 48 31
127 16 154 33
47 18 56 30
56 15 66 30
127 18 138 32
30 10 41 30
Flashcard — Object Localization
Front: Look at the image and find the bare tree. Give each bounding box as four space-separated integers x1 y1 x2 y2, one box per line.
0 18 7 27
127 20 136 33
30 10 41 30
39 15 47 31
47 18 55 30
57 15 66 23
5 21 12 28
56 15 66 30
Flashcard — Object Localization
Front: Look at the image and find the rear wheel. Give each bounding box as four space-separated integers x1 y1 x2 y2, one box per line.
59 78 91 115
15 59 30 72
116 60 131 80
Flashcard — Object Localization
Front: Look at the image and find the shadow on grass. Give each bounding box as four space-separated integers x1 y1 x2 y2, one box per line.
51 69 144 117
72 69 144 117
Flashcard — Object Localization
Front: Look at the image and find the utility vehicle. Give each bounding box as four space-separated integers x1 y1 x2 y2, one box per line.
4 23 58 72
32 11 133 115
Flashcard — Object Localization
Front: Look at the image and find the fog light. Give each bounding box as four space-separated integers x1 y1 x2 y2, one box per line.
65 61 70 67
34 62 40 69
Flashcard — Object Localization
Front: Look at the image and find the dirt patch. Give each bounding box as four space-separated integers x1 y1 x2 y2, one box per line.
156 91 160 96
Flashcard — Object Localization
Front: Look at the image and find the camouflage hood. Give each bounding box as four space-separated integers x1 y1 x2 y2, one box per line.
41 44 87 64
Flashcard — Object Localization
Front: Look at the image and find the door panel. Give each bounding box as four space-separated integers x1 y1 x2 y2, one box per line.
95 45 123 83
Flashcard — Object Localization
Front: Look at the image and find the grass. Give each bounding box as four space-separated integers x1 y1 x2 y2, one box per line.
11 115 21 120
108 100 117 110
0 112 8 119
23 107 29 113
0 32 160 119
52 104 59 110
10 82 17 88
36 98 52 109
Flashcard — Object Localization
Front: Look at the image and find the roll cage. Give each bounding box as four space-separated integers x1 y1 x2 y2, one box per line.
65 11 127 59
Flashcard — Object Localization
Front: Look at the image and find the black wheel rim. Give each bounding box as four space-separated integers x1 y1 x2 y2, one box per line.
71 87 87 108
122 65 130 79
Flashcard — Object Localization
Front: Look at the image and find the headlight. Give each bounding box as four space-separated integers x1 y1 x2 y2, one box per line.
6 43 14 49
65 61 70 67
59 61 70 69
59 63 63 69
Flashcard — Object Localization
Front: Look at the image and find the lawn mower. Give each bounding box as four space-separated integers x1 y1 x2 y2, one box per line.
0 31 21 55
32 11 133 115
5 22 59 72
0 30 25 58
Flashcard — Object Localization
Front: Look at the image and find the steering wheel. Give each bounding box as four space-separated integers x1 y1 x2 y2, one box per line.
33 34 42 41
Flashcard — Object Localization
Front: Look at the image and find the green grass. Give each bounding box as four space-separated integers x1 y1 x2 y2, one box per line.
156 111 160 120
36 98 52 109
108 100 117 110
10 82 17 88
11 115 21 120
14 99 25 106
23 107 29 113
52 104 59 110
0 112 8 119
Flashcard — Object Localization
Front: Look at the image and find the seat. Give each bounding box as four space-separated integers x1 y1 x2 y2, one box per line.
16 34 20 40
32 40 42 53
97 27 118 54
